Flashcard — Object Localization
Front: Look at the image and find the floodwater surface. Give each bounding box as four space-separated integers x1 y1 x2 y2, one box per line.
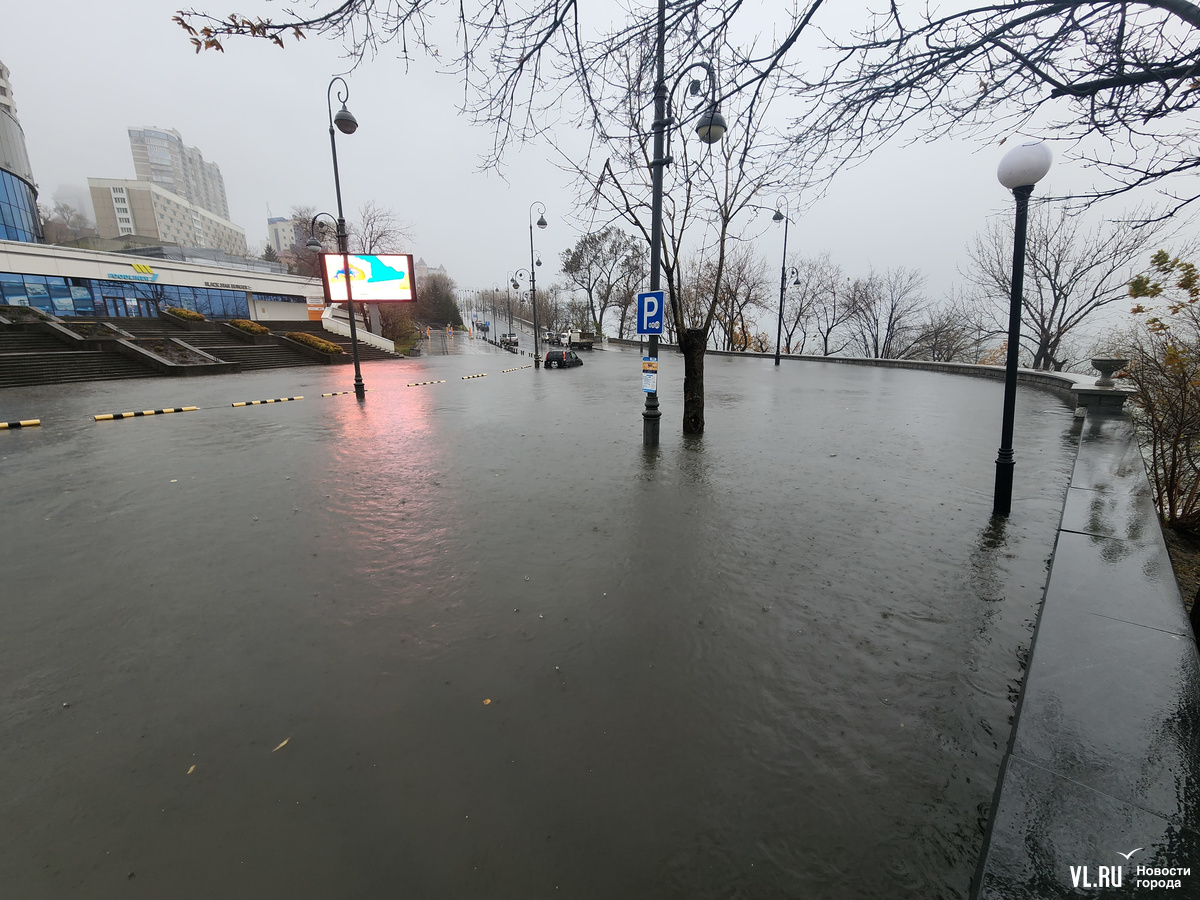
0 337 1078 898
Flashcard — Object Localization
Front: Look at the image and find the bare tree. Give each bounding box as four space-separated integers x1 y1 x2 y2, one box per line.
38 201 95 244
178 1 1200 218
580 44 804 432
706 243 771 351
349 201 414 254
781 254 841 356
966 205 1167 370
285 205 324 278
848 267 929 360
808 274 858 357
798 2 1200 216
906 294 995 363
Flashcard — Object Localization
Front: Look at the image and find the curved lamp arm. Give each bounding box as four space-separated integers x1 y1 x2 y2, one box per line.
664 61 725 163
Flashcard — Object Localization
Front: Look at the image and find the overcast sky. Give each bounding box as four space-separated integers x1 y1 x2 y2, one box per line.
2 1 1183 317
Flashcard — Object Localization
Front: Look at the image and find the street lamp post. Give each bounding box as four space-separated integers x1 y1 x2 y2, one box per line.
643 0 727 446
307 76 365 401
993 140 1053 517
507 271 519 339
528 202 548 368
772 198 799 366
511 270 530 350
492 282 499 342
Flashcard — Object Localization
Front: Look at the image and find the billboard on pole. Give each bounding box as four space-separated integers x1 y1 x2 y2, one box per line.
320 253 416 303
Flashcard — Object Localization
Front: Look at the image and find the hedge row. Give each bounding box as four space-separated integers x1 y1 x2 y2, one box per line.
229 319 270 335
286 332 344 354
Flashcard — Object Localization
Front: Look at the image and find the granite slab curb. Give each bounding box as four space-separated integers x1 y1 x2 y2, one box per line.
972 412 1200 898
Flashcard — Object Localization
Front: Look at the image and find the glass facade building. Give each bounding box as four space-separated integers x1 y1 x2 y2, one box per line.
0 270 305 319
0 101 41 244
0 170 40 243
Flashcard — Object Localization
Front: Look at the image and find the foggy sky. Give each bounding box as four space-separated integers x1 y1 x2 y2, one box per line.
1 1 1177 320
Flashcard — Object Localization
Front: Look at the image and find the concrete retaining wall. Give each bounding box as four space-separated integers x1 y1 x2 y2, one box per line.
971 410 1200 896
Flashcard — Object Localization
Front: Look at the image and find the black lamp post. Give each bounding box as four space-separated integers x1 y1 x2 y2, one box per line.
772 198 800 366
993 140 1052 516
306 76 364 401
492 282 499 340
526 202 548 368
510 270 528 346
643 0 727 446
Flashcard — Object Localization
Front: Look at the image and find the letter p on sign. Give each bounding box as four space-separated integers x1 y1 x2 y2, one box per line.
637 291 664 335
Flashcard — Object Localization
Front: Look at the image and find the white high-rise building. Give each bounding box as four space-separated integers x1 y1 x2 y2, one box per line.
0 60 17 119
128 127 230 220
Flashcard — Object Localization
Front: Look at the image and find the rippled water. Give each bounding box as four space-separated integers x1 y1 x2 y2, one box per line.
0 339 1076 898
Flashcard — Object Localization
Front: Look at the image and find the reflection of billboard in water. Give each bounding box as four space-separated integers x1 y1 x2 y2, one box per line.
320 253 416 302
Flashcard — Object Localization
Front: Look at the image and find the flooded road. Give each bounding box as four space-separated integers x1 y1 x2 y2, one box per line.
0 340 1077 898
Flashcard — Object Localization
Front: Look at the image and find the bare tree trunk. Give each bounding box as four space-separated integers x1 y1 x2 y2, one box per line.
681 328 706 434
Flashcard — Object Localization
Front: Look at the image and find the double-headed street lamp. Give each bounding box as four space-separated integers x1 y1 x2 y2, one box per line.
643 0 727 446
306 76 365 401
772 198 801 366
992 140 1053 517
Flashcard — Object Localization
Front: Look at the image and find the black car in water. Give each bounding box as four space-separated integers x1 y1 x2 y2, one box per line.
543 349 583 368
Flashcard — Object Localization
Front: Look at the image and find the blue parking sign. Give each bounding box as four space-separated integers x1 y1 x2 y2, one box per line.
637 291 664 335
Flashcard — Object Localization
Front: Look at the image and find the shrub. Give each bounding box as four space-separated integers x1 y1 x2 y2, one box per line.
1126 250 1200 528
165 306 206 321
286 332 344 354
0 305 47 322
229 319 270 335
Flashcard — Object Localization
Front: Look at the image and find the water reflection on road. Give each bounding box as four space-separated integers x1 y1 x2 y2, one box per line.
0 343 1076 898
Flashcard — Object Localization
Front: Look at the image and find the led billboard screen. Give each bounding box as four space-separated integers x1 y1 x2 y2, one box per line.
320 253 416 303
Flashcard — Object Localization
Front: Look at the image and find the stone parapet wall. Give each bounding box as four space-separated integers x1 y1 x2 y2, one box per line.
604 339 1122 406
971 411 1200 897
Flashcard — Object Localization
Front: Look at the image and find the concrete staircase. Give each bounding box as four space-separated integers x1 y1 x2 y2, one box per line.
0 314 406 390
0 329 155 388
100 318 316 372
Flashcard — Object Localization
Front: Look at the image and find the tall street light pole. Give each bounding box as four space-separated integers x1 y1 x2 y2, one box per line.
511 270 529 347
993 141 1052 517
772 197 795 366
313 76 364 401
528 202 547 368
643 0 727 446
492 282 499 340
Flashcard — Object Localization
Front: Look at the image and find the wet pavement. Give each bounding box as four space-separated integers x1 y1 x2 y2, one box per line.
1 336 1078 898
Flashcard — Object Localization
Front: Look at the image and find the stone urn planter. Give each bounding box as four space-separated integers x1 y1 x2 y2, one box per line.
1091 357 1129 388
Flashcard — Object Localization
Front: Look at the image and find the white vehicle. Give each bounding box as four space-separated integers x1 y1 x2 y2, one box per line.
562 330 596 350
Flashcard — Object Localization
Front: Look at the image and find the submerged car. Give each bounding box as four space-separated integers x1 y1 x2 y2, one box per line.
544 349 583 368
